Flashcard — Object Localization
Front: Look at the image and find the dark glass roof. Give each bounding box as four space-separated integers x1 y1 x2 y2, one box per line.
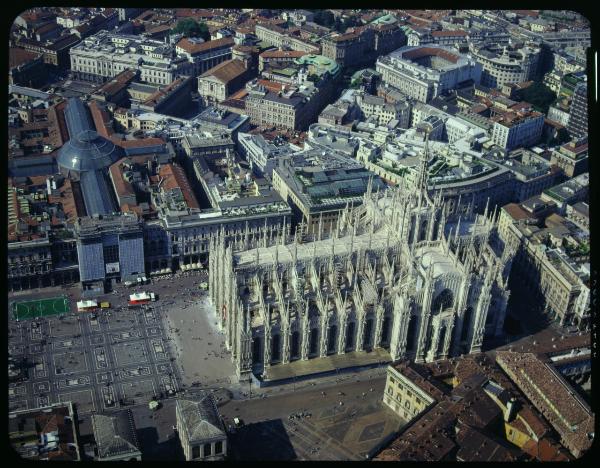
57 99 124 173
57 130 124 172
79 170 118 216
64 97 95 136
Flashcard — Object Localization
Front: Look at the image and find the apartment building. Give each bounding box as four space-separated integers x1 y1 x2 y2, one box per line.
376 46 481 103
491 110 544 151
175 36 235 77
255 24 320 54
550 138 588 178
470 41 540 88
567 81 588 139
70 31 192 84
498 198 590 329
383 360 445 423
321 24 406 68
198 59 251 105
245 79 332 131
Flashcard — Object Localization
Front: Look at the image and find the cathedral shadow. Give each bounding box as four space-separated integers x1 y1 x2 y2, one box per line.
229 419 297 460
136 427 185 461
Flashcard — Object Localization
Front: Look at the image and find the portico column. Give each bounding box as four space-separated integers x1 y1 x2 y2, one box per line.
426 317 441 362
337 317 347 355
281 325 290 364
262 329 271 377
373 305 385 348
319 320 328 357
414 312 431 363
441 315 455 360
300 308 310 360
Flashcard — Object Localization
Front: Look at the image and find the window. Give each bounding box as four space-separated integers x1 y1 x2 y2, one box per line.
204 443 212 456
215 441 223 454
192 446 200 459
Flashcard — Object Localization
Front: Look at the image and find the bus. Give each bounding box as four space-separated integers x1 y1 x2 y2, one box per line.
128 292 156 307
77 300 98 312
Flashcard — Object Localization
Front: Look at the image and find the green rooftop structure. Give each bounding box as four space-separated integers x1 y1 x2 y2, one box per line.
295 54 340 78
371 13 398 25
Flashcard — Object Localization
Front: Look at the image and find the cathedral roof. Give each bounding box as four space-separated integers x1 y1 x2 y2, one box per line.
416 244 460 278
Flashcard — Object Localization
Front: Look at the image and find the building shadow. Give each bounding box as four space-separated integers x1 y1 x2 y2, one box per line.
228 419 297 461
136 426 185 461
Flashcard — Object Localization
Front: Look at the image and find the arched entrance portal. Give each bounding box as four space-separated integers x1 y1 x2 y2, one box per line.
252 337 261 363
291 331 300 359
327 325 337 353
363 318 373 349
406 315 417 351
271 334 280 362
309 329 319 355
345 322 355 351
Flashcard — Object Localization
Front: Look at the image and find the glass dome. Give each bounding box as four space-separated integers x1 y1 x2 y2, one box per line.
57 129 124 172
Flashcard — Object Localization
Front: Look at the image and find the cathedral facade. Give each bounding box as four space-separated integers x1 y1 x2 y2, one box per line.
208 136 515 382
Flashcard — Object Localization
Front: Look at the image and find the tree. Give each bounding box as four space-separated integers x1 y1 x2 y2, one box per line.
313 10 335 28
333 17 344 32
170 18 210 41
546 127 570 146
519 81 557 114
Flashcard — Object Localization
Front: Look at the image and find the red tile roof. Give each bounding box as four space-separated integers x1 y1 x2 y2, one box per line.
260 50 306 59
88 101 113 138
109 162 135 201
158 163 199 209
403 46 460 64
503 203 534 221
200 59 247 83
431 30 468 37
113 137 166 149
9 47 41 69
176 36 234 55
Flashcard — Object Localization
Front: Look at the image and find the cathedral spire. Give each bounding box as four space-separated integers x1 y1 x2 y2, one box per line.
417 123 433 205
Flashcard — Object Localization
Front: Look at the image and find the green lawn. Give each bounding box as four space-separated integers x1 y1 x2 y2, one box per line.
12 296 70 321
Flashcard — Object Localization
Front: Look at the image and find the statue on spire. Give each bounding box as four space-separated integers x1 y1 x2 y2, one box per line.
416 122 433 206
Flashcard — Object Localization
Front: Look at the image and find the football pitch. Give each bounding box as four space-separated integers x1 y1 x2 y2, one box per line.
11 296 70 321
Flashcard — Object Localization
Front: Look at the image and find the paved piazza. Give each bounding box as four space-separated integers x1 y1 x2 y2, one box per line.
220 373 403 460
8 286 187 415
7 273 241 416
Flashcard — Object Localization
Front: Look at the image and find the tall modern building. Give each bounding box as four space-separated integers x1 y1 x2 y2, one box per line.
567 81 588 139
